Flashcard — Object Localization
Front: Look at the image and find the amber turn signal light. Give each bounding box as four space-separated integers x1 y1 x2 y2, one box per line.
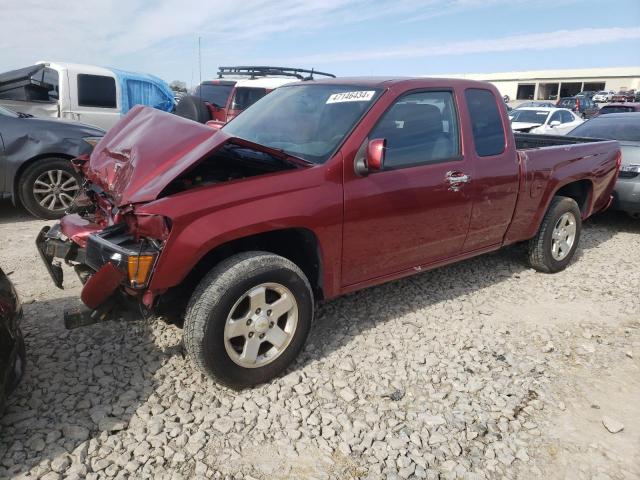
127 255 155 287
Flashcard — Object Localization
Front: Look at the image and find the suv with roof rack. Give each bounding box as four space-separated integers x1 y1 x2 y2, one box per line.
175 66 335 125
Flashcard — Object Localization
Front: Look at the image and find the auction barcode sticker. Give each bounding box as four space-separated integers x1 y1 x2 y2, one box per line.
326 91 375 104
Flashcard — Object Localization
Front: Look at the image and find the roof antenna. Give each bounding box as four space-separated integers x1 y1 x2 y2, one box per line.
198 36 202 86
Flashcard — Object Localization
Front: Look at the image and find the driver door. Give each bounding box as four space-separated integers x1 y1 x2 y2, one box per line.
341 90 474 287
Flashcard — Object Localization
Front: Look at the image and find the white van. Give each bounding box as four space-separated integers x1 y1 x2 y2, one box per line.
0 62 175 130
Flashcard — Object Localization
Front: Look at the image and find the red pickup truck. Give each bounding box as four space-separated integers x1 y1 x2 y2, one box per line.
37 78 620 388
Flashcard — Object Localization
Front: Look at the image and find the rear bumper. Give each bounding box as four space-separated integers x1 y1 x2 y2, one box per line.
613 177 640 213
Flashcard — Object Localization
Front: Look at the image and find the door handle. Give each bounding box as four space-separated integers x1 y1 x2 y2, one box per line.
445 171 471 184
445 171 470 192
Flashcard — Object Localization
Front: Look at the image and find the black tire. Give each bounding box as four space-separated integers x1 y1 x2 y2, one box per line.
18 157 81 219
184 252 313 389
174 95 211 123
7 331 26 393
527 196 582 273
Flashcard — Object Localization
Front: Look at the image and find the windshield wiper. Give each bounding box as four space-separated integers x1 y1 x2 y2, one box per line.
228 137 313 168
17 112 34 118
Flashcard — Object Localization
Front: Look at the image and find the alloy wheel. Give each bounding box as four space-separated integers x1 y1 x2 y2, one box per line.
33 170 79 212
551 212 577 261
223 283 298 368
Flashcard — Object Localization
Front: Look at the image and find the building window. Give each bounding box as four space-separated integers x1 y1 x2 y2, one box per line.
583 82 606 92
516 84 535 100
559 82 582 98
537 83 559 100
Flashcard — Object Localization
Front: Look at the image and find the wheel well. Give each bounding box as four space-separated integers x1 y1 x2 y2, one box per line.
12 153 74 203
186 228 324 300
555 180 592 215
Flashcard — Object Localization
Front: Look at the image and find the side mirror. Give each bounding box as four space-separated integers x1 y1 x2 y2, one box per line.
366 138 386 172
549 120 561 127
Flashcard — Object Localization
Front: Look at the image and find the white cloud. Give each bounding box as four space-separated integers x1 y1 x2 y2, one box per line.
0 0 625 83
282 27 640 64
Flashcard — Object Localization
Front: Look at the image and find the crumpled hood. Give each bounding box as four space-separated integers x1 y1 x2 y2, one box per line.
85 105 226 206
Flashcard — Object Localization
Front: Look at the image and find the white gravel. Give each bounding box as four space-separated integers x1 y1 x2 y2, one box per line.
0 200 639 479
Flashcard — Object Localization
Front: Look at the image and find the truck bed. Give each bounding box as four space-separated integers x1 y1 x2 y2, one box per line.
505 134 620 245
514 133 603 150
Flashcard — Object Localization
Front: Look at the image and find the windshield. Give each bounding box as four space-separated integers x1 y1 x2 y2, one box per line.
194 83 234 107
0 105 19 117
569 116 640 142
509 109 549 123
222 84 382 163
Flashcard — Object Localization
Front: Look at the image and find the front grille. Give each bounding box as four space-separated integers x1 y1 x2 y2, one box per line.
85 224 132 271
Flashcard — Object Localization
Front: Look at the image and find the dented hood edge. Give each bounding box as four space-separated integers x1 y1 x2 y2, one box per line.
84 106 229 206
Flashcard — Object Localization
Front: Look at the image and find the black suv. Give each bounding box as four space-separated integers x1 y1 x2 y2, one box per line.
0 267 25 415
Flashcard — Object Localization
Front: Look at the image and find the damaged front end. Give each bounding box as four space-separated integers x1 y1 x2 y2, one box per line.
36 208 168 329
35 105 304 330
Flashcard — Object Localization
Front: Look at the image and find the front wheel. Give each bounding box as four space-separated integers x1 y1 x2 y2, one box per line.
183 252 313 389
527 196 582 273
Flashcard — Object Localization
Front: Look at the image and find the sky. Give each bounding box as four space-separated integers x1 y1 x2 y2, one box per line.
1 0 639 87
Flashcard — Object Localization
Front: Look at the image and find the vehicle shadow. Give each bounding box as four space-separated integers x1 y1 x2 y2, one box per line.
0 295 167 478
299 210 626 369
587 209 640 235
0 199 39 225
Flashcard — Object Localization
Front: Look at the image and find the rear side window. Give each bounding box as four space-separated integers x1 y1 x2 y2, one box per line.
77 74 117 108
231 87 267 110
560 110 575 123
194 83 234 107
465 88 505 157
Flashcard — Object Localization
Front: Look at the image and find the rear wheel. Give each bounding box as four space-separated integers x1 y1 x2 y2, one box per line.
183 252 313 389
527 196 582 273
18 158 80 219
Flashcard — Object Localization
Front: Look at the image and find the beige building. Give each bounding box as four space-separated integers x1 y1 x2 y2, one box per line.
439 67 640 101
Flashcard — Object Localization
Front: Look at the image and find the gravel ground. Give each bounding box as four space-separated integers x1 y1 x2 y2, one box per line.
0 199 638 480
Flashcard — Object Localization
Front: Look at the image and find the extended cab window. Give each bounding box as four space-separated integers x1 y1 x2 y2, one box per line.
77 74 117 108
370 91 459 169
465 88 505 157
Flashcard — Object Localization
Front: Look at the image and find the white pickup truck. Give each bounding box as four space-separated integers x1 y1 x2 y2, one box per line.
0 62 174 131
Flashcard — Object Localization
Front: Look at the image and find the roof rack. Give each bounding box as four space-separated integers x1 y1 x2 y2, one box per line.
217 66 335 81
